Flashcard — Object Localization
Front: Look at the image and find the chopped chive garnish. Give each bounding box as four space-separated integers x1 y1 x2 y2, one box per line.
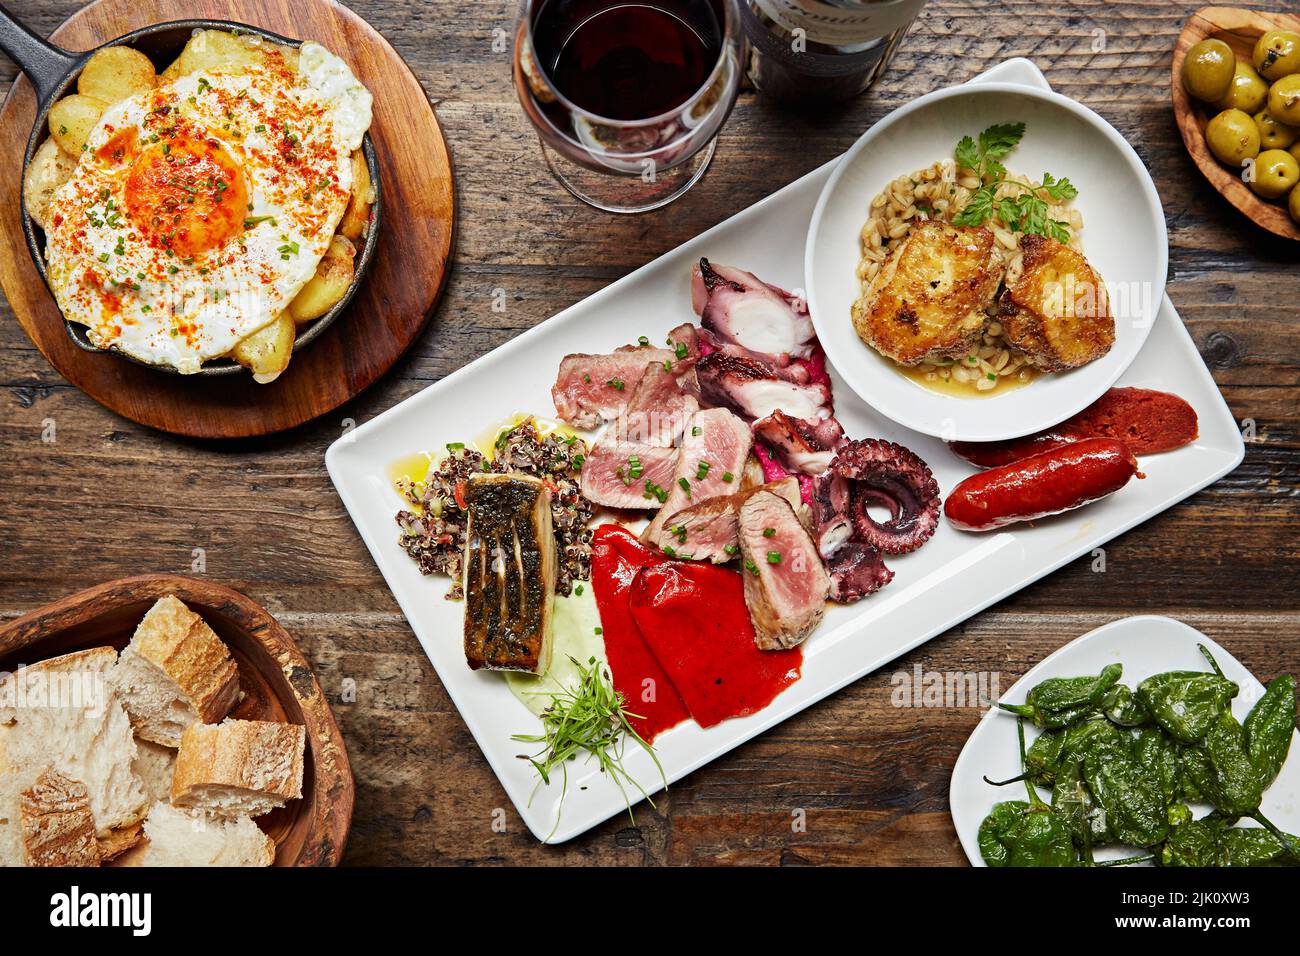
574 584 584 596
763 527 776 537
723 544 739 556
767 551 782 564
606 378 625 391
721 471 734 483
691 426 702 437
745 560 759 576
446 442 465 451
678 477 691 494
696 461 710 480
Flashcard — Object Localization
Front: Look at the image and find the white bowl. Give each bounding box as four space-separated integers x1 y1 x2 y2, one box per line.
949 616 1300 866
805 82 1167 442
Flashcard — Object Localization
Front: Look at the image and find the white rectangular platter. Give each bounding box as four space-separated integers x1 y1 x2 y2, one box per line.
327 59 1246 843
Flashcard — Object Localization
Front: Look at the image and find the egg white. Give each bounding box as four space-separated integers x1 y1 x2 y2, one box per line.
45 44 372 373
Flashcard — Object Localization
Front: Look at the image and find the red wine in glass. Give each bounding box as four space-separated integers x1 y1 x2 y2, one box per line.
532 0 724 121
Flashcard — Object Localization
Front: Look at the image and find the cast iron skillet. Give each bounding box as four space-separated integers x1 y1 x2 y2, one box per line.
0 4 383 376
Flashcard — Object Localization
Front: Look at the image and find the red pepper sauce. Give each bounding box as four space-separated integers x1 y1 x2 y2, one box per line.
629 561 802 728
590 525 689 743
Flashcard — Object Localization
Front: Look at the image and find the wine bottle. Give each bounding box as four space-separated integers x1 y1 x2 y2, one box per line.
741 0 928 104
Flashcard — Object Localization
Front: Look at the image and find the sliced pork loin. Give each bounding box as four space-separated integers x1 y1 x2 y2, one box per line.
552 348 673 429
613 360 698 446
737 490 830 650
753 410 845 475
642 407 754 547
654 477 801 562
580 441 680 510
692 259 816 362
696 352 833 423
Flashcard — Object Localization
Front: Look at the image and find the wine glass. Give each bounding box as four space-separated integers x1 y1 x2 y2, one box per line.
514 0 741 213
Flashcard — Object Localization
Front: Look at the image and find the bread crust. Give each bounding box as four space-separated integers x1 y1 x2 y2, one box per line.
21 769 102 867
172 719 305 814
125 595 242 737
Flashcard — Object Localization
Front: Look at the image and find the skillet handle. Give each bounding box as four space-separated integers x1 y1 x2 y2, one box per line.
0 2 79 105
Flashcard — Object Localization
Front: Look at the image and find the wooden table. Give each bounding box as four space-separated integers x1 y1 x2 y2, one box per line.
2 0 1297 866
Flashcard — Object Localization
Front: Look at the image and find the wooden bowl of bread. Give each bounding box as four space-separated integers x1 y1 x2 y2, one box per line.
0 575 352 867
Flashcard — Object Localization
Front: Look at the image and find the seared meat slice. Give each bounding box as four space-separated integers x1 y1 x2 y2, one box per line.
642 407 754 546
753 410 845 475
462 474 556 673
737 490 830 650
852 221 1001 365
654 477 801 563
663 322 701 367
615 360 698 446
997 234 1114 371
696 352 832 423
692 258 816 361
579 441 679 510
552 349 673 428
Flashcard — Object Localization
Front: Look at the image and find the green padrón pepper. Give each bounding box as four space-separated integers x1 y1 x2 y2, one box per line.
999 663 1123 729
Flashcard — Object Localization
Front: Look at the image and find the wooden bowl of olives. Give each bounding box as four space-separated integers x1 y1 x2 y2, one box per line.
1172 6 1300 239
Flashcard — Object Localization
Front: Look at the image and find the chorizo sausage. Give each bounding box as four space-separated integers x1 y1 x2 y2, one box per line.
944 438 1140 531
949 387 1198 468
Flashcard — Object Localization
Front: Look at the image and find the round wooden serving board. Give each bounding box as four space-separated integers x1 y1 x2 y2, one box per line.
0 574 354 867
0 0 454 438
1172 6 1300 241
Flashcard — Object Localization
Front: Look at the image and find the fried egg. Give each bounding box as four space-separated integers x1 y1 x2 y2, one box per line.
44 41 373 373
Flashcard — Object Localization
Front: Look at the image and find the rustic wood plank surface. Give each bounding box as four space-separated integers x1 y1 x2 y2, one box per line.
1 0 1297 866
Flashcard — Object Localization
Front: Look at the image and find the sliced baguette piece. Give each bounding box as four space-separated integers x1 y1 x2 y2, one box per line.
0 647 146 836
112 595 242 747
114 801 274 867
171 719 305 818
97 822 143 861
20 769 102 867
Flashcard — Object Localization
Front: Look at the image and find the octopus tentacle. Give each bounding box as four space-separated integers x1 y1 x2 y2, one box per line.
830 439 941 556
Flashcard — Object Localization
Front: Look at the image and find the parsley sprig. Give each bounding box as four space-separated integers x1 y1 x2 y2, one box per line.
952 122 1078 243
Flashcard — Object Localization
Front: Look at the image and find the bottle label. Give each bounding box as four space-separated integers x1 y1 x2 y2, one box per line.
752 0 926 46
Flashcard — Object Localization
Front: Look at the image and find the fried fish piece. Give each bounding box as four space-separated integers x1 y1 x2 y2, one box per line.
997 234 1114 372
853 221 1002 366
462 473 556 674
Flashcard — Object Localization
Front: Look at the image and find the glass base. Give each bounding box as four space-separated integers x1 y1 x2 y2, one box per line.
540 138 717 214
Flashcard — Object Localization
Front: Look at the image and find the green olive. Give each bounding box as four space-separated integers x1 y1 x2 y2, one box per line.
1289 182 1300 224
1207 108 1262 166
1290 141 1300 162
1254 107 1298 149
1250 148 1300 199
1215 59 1269 113
1253 29 1300 81
1268 74 1300 125
1182 38 1236 101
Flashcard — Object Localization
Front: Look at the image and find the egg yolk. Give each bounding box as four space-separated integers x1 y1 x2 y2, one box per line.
124 134 249 258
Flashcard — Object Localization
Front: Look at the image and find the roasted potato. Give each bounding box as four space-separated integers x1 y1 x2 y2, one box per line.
230 313 295 383
339 150 373 242
48 94 108 156
77 46 156 105
164 30 299 80
288 236 356 324
23 137 76 229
